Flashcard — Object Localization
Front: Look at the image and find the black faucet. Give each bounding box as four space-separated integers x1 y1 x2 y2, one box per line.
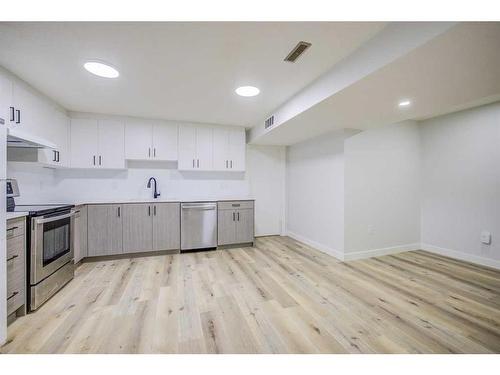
147 177 161 199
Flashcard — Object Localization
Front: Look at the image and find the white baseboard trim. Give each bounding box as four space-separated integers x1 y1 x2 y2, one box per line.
421 243 500 270
343 243 421 261
285 231 344 261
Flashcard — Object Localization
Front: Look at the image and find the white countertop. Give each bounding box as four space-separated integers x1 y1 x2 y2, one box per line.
73 197 255 206
6 212 28 220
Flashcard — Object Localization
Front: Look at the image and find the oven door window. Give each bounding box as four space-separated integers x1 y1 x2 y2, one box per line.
43 216 71 266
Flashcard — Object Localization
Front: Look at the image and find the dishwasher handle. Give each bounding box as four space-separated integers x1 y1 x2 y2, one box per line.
181 203 216 210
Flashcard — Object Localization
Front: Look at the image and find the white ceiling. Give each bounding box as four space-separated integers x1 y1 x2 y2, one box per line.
0 22 385 126
253 22 500 145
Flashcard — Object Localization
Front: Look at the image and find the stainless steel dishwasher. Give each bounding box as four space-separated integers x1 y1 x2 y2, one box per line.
181 202 217 251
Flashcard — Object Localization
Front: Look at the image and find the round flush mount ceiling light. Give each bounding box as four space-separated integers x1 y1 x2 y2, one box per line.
235 86 260 97
398 99 411 107
84 61 119 78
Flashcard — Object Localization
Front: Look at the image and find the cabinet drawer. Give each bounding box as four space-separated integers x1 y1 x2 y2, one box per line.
7 217 26 239
218 201 254 211
7 252 25 316
7 287 25 316
7 235 25 259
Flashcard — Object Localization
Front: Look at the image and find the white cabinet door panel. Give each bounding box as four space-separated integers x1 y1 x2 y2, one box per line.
196 126 213 170
98 120 125 169
122 204 153 253
212 127 229 171
153 123 178 161
70 119 98 168
0 74 13 129
125 121 152 160
229 128 246 171
178 125 197 170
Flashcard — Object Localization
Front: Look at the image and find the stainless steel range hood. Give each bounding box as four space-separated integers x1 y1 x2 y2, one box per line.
7 128 56 149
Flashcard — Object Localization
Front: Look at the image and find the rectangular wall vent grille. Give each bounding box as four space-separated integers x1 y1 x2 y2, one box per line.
265 116 275 129
284 41 312 62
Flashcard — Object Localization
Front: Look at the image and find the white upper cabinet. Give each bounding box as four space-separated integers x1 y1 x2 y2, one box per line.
153 123 178 161
98 120 125 169
125 121 152 160
70 119 99 168
125 121 178 161
11 81 51 136
38 108 70 168
0 73 13 126
70 118 125 169
212 127 246 171
178 125 213 170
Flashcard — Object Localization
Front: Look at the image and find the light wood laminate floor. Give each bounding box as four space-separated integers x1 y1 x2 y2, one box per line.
2 236 500 354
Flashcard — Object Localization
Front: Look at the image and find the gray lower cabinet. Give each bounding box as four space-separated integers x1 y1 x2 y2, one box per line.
123 203 153 253
74 205 88 263
122 202 180 254
88 204 123 256
6 217 26 322
153 203 180 251
217 201 254 246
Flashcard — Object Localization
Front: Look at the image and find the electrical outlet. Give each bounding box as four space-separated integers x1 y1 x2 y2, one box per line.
480 231 491 245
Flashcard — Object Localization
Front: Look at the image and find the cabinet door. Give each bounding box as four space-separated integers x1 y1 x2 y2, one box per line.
125 121 152 160
229 128 246 171
38 108 70 168
235 209 254 244
0 73 13 128
196 126 213 170
122 204 153 254
212 127 229 171
98 120 125 169
87 204 123 256
217 210 236 245
153 123 178 161
178 125 197 170
74 205 88 263
70 118 99 168
153 203 180 251
11 82 49 135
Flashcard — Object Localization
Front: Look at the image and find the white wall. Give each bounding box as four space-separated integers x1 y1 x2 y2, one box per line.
344 121 421 258
420 102 500 268
7 145 285 237
285 131 349 258
247 145 286 236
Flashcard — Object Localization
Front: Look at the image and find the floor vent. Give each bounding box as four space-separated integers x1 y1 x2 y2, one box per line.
284 41 312 62
265 115 275 129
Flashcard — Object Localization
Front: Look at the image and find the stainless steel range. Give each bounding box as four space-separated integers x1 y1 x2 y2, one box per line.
7 179 76 311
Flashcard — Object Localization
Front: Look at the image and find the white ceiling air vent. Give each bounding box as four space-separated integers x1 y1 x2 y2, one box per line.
265 115 275 129
284 41 312 62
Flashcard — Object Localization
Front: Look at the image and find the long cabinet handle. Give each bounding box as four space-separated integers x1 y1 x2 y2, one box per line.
149 148 151 157
225 160 228 169
93 155 96 165
99 155 102 166
9 107 15 122
57 151 60 162
7 226 18 232
7 291 19 300
7 254 19 262
233 212 235 221
53 150 57 162
15 109 20 124
153 148 156 157
117 207 121 217
153 205 156 216
230 160 233 169
237 212 240 221
148 206 151 216
192 159 195 168
197 159 200 168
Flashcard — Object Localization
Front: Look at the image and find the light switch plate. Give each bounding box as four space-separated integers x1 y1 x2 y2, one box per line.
480 231 491 245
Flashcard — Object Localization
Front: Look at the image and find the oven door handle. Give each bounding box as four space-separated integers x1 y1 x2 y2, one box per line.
34 211 76 224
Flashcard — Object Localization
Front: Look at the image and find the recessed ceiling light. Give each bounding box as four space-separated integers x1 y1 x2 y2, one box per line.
398 99 411 107
84 61 119 78
235 86 260 97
